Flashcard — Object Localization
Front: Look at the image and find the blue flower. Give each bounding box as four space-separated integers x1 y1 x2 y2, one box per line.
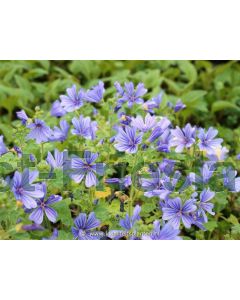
0 135 7 156
119 205 141 230
159 171 182 200
142 221 181 240
105 175 132 189
131 113 157 132
198 127 223 154
118 112 132 126
51 100 66 117
114 126 143 154
168 99 186 112
207 146 228 162
84 81 105 103
156 129 172 152
158 159 175 176
50 119 69 142
71 115 97 140
115 82 147 108
29 154 36 162
16 110 29 125
192 162 215 184
13 146 22 158
26 119 52 144
198 188 215 222
170 124 196 153
143 93 163 114
70 151 105 187
72 212 101 240
10 169 44 209
29 183 62 224
148 117 171 143
141 167 163 198
60 85 84 112
22 224 45 231
223 167 240 192
190 211 206 230
174 99 186 112
162 197 197 229
47 149 67 169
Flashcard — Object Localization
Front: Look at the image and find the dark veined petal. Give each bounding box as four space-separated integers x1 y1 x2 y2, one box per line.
29 207 44 224
85 212 101 230
45 206 58 223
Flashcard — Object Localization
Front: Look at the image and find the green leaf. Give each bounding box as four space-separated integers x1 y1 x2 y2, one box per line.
227 214 239 225
211 100 240 113
55 199 72 226
204 221 218 232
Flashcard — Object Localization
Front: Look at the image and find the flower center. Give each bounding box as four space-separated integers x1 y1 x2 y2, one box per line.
40 202 45 208
16 187 24 195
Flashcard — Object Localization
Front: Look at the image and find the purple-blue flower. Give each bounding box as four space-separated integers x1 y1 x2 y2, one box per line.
156 129 172 152
170 124 196 153
50 119 69 142
70 151 104 187
72 212 101 240
192 162 215 184
22 223 45 231
115 82 147 108
198 127 223 154
198 188 215 222
47 149 66 169
114 126 143 154
29 183 62 224
26 119 52 144
29 154 36 162
158 159 175 176
207 146 228 162
142 221 181 240
13 146 22 158
51 100 66 117
162 197 197 229
159 171 182 200
11 169 44 209
0 135 7 156
71 115 97 140
60 85 84 112
141 167 163 198
223 167 240 192
118 112 132 126
105 175 132 189
131 113 157 133
84 81 105 103
174 99 186 112
148 117 171 143
190 211 206 230
119 205 141 230
143 93 163 114
16 109 29 125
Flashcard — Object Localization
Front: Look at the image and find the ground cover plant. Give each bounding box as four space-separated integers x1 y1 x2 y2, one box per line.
0 60 240 240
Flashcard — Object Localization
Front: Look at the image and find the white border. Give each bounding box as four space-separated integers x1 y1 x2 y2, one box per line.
1 1 240 299
0 0 240 59
1 241 239 299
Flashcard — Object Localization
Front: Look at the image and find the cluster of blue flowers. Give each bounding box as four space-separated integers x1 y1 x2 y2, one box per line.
1 80 240 240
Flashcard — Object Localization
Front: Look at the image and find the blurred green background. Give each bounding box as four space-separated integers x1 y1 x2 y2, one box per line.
0 60 240 155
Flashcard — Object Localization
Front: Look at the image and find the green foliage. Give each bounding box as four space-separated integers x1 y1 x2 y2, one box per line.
0 60 240 240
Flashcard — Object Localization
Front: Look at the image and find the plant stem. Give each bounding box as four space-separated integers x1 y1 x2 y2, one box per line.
40 143 44 161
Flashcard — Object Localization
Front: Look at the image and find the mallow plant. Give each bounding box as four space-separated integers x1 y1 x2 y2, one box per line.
0 80 239 240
